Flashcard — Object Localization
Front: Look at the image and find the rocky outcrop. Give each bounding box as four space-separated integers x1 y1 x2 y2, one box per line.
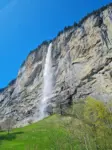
0 4 112 127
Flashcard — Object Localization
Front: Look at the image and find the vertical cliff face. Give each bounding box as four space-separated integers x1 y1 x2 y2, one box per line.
0 5 112 126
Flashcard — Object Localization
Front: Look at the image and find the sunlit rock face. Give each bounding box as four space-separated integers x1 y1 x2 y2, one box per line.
0 5 112 127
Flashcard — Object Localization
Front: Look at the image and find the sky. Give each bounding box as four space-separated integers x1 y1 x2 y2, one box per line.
0 0 111 88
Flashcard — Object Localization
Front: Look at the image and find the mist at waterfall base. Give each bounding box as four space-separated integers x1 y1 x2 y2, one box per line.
39 43 53 120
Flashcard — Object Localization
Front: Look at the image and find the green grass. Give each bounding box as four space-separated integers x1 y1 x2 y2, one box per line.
0 115 79 150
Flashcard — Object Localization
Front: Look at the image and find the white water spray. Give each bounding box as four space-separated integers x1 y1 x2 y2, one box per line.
40 43 53 119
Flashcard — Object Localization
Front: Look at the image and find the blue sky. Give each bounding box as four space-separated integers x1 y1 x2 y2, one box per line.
0 0 111 88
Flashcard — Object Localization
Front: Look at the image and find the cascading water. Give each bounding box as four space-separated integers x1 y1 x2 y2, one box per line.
40 43 53 119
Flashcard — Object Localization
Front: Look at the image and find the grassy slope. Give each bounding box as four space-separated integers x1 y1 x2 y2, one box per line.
1 98 111 150
0 115 79 150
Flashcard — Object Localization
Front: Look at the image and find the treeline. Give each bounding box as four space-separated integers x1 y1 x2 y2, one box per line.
57 2 112 37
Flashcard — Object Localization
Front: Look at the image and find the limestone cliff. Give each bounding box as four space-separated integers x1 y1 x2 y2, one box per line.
0 4 112 126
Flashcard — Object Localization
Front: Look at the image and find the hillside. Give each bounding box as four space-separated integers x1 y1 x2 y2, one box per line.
0 115 66 150
0 97 112 150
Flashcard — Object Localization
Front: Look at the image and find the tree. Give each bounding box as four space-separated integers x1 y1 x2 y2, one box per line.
0 125 2 132
73 22 78 28
55 97 112 150
83 97 112 150
2 117 15 134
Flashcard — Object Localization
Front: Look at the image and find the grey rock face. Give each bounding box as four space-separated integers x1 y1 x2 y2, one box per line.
0 6 112 127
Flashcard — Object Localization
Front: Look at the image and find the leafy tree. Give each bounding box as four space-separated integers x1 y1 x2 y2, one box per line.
56 97 112 150
84 97 112 150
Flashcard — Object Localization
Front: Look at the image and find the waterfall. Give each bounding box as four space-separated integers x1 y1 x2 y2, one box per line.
40 43 53 119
